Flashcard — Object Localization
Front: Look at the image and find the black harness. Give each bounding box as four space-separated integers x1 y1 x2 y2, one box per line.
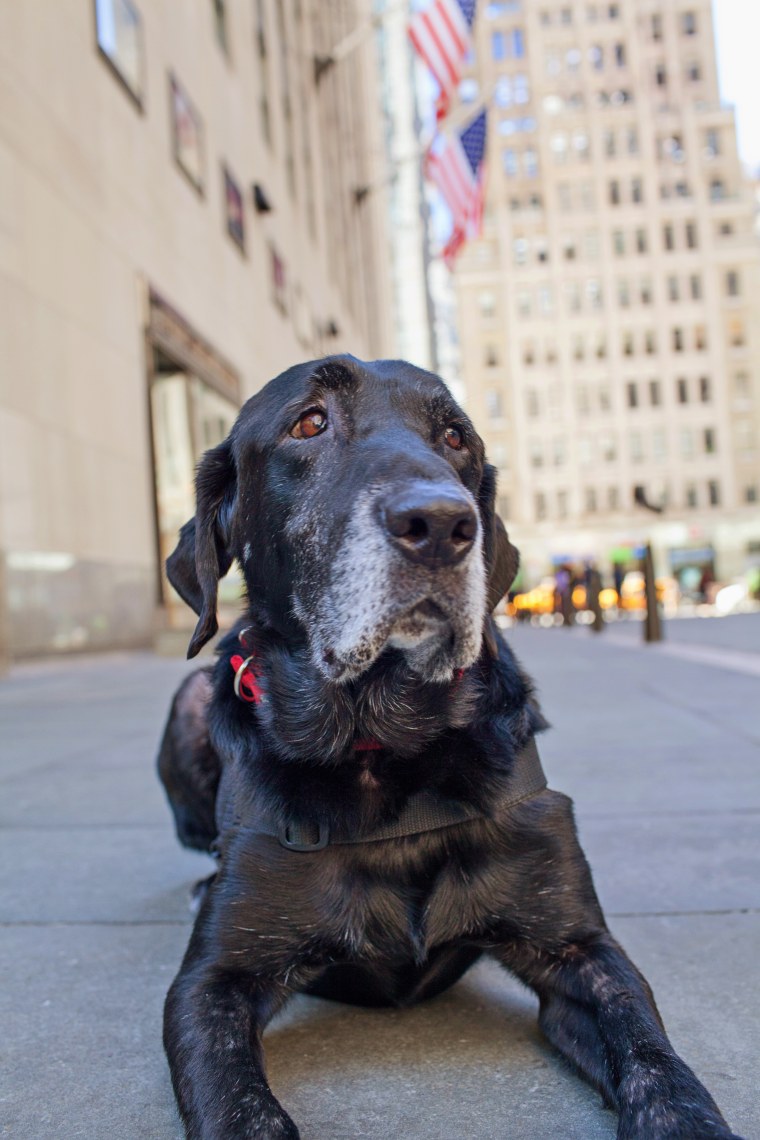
215 737 548 853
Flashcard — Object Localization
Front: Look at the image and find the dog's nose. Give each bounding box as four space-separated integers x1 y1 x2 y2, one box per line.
382 484 478 567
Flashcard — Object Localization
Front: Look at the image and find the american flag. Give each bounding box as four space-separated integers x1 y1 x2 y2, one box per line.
408 0 477 121
425 109 487 267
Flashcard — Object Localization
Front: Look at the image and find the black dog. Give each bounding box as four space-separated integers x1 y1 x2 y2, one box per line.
158 355 740 1140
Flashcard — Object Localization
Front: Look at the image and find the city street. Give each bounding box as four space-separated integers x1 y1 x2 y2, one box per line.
1 614 758 1139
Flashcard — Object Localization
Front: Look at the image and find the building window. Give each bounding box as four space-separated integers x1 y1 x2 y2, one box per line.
686 485 698 508
626 381 638 408
668 276 679 302
705 129 721 157
479 290 497 318
585 488 597 513
699 376 711 402
687 60 701 82
530 439 544 468
651 13 662 40
704 427 716 454
631 178 643 204
618 280 630 307
629 432 643 462
690 274 702 300
726 270 740 297
708 480 720 506
608 486 619 510
523 148 539 177
95 0 145 107
680 428 694 458
695 324 708 350
486 391 503 419
600 434 617 462
649 379 661 406
682 11 697 35
636 228 648 253
653 429 667 462
614 44 626 67
492 30 507 60
502 148 518 177
745 485 758 504
512 28 525 57
535 492 547 520
672 328 684 352
645 331 657 355
612 230 625 256
685 221 698 249
622 332 634 356
655 63 667 86
663 224 674 251
609 179 620 205
538 285 554 314
170 75 205 193
526 388 539 416
728 318 744 348
677 378 688 404
485 345 499 367
640 278 653 305
567 282 587 319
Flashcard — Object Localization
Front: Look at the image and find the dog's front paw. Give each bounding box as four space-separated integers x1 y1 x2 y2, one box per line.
616 1062 742 1140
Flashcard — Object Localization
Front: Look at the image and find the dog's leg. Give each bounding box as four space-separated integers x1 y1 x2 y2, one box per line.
164 956 298 1140
157 668 221 853
493 933 742 1140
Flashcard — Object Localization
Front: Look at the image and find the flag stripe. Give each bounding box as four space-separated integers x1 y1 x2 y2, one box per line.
408 0 475 108
421 10 459 86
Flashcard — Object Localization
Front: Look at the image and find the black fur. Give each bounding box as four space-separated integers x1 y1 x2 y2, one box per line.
157 355 741 1140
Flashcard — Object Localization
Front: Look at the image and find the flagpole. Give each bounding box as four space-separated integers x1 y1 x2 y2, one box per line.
313 2 410 83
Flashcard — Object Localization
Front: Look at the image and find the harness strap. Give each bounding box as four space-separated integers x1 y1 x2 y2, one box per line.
217 737 547 852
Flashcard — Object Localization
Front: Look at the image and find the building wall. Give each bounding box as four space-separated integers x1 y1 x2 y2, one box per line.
0 0 392 659
454 0 760 588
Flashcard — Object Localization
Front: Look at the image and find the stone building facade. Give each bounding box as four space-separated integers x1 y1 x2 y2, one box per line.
454 0 760 588
0 0 392 660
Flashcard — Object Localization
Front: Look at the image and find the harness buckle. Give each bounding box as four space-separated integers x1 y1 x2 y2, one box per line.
277 820 330 852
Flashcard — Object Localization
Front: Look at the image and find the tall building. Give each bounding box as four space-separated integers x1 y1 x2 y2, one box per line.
455 0 760 588
0 0 392 662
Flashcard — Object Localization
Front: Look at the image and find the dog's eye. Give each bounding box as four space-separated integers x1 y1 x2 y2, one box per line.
291 410 328 439
444 425 464 451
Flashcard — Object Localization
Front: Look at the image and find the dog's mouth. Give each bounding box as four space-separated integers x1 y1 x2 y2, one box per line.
386 599 451 650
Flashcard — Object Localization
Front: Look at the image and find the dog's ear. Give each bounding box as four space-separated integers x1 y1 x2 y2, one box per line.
166 440 236 659
477 462 520 611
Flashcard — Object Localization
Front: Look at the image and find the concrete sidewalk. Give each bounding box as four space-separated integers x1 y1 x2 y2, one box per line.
1 619 758 1139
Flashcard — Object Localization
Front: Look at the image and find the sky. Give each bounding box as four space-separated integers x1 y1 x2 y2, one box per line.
712 0 760 173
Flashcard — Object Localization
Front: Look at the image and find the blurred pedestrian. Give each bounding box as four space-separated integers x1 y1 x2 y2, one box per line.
585 562 604 633
556 565 575 626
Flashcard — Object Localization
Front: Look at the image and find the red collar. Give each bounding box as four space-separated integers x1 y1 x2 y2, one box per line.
229 647 381 752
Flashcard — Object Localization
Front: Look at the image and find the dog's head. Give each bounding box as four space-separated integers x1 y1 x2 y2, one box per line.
168 356 518 683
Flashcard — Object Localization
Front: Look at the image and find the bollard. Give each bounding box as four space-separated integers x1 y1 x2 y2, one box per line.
642 542 663 643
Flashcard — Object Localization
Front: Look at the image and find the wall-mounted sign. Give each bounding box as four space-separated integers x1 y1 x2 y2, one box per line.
170 74 205 193
224 166 245 252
